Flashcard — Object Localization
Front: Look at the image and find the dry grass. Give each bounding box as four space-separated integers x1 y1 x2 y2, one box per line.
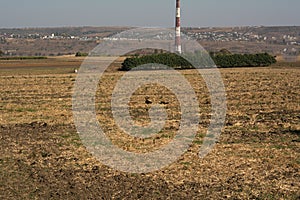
0 59 299 199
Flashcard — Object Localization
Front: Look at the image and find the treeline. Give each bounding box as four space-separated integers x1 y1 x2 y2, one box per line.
0 56 48 60
75 52 88 57
121 51 276 71
121 53 193 71
211 53 277 68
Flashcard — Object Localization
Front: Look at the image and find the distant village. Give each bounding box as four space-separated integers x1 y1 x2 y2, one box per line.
0 26 299 56
184 30 299 46
0 32 97 41
1 29 299 46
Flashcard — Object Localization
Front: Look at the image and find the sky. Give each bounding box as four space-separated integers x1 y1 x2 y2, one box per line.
0 0 299 28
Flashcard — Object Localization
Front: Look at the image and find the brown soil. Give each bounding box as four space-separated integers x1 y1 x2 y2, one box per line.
0 59 299 199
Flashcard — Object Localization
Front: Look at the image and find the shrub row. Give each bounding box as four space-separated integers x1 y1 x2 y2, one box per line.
121 53 192 71
121 52 276 70
212 53 277 68
75 52 88 57
0 56 48 60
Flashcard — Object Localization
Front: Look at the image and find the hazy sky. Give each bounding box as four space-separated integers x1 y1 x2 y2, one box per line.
0 0 299 28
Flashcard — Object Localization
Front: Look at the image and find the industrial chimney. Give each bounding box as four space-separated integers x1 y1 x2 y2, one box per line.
175 0 182 54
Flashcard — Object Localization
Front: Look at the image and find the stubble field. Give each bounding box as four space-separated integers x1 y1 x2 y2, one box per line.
0 58 299 199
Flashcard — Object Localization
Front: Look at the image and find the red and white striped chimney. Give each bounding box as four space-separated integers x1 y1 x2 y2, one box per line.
175 0 182 54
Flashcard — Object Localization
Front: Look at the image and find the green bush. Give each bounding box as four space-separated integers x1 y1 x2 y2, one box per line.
121 53 196 71
75 52 88 57
212 53 276 68
120 52 276 71
0 56 47 60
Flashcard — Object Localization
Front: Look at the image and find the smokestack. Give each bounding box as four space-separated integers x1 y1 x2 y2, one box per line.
175 0 182 54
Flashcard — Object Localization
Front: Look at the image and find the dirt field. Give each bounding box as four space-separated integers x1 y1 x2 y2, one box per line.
0 58 299 199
